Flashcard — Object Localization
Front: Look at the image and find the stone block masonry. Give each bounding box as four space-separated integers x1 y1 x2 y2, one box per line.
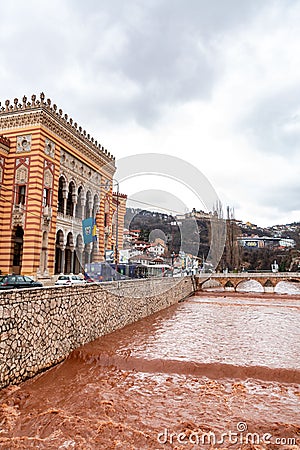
0 277 194 389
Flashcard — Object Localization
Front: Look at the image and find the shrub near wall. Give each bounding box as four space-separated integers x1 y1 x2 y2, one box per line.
0 277 194 389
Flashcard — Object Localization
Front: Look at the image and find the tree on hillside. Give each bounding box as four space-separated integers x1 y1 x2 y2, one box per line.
225 206 241 271
138 229 150 242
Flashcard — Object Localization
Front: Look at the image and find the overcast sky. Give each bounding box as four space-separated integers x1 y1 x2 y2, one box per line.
1 0 300 226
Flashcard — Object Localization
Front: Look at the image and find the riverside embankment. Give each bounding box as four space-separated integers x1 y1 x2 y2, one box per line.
0 291 299 449
0 277 194 389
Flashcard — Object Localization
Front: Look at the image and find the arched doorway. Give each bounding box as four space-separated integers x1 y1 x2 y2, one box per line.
55 230 64 274
12 226 24 274
64 232 74 274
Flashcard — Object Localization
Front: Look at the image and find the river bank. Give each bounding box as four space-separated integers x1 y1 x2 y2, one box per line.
0 293 299 449
197 289 300 300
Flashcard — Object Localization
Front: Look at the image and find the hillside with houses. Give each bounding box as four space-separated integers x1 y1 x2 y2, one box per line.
123 208 300 273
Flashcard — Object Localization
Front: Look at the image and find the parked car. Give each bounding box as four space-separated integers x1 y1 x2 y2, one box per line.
0 275 43 290
55 274 87 286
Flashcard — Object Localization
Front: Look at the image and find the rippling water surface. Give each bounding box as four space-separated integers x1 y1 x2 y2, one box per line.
121 296 300 370
0 292 299 449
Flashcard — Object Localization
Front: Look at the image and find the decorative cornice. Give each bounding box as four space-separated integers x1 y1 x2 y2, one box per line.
0 134 10 148
113 191 127 199
0 93 116 170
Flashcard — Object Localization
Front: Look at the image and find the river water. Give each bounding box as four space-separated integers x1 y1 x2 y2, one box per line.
0 289 299 449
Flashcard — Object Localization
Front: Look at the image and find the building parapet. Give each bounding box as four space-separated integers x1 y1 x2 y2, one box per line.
113 191 127 199
0 134 10 147
0 134 10 153
0 93 115 170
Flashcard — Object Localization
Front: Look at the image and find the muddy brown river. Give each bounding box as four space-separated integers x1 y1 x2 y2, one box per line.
0 292 299 449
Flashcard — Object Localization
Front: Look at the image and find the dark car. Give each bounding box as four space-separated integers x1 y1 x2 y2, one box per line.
0 275 43 290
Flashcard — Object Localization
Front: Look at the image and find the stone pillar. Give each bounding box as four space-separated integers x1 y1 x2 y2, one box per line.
60 246 65 274
92 239 100 262
87 199 93 218
80 195 86 220
85 243 93 264
38 249 49 276
70 250 75 274
71 193 77 218
43 250 49 276
62 189 68 216
77 241 84 273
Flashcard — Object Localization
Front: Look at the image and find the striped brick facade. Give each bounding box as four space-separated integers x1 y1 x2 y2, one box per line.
0 93 126 278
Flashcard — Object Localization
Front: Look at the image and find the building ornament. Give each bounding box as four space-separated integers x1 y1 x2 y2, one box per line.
59 150 102 200
12 204 25 227
0 134 10 148
16 157 29 167
15 165 28 184
42 206 52 228
0 93 116 174
60 149 101 183
16 134 32 153
44 159 54 172
44 138 55 158
44 168 53 188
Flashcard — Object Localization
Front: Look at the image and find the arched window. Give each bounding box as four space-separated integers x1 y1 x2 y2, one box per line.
57 177 65 213
17 185 26 205
66 181 75 216
75 186 83 218
85 190 92 219
55 230 64 274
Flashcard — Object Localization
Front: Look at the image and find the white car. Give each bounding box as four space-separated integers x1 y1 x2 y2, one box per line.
55 274 87 286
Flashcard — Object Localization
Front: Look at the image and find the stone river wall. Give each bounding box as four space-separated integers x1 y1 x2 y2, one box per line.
0 277 194 389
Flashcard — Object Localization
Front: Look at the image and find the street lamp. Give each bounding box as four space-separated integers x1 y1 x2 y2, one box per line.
113 179 119 270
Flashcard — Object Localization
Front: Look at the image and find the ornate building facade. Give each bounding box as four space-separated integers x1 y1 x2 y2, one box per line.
0 93 126 278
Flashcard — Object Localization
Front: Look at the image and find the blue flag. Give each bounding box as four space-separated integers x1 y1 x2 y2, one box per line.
82 218 97 244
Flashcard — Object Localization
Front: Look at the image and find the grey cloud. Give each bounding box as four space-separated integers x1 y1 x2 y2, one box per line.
241 87 300 156
86 0 268 125
128 189 187 215
258 183 300 212
0 0 272 128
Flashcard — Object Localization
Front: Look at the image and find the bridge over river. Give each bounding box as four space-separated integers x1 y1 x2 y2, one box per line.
195 272 300 293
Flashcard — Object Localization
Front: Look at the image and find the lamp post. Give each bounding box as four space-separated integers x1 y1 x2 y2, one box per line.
113 179 119 270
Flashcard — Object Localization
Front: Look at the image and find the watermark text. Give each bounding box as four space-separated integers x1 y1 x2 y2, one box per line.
157 422 297 446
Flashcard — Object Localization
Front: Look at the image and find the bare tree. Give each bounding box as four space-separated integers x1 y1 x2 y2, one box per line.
225 206 241 271
207 200 226 270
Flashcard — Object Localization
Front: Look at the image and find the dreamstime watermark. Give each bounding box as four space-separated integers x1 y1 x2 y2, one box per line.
157 422 297 446
101 153 226 295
